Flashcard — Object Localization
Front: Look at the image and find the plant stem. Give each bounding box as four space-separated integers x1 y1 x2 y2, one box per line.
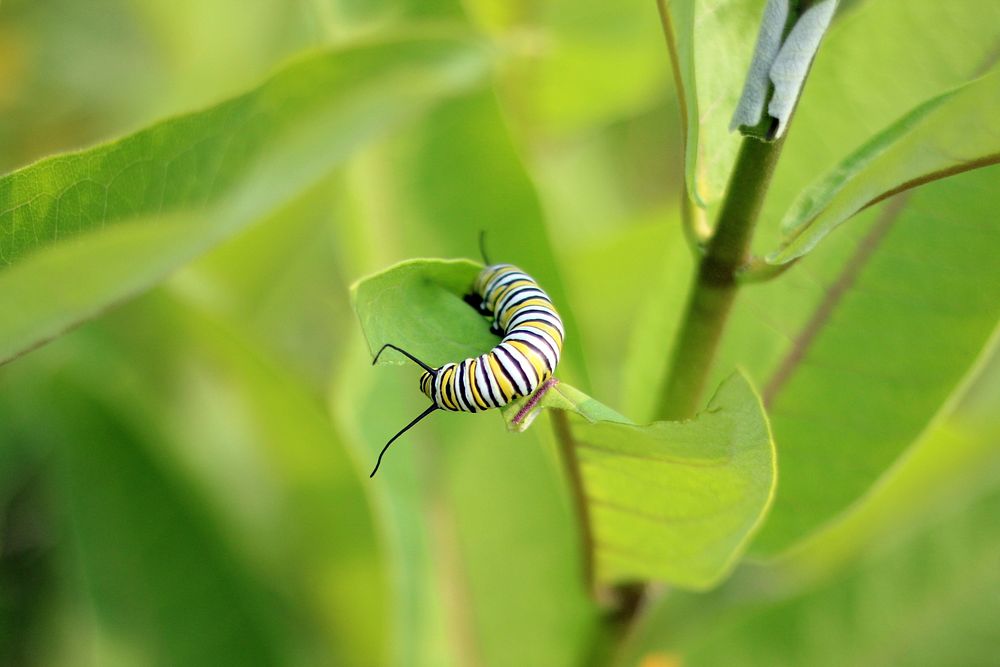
601 134 785 660
550 408 646 657
547 410 645 667
550 409 595 589
657 136 784 420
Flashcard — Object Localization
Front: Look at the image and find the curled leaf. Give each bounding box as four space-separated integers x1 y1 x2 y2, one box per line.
351 258 495 367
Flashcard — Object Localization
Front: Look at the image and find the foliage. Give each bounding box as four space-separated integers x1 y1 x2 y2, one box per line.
0 34 487 365
0 0 998 666
621 411 1000 666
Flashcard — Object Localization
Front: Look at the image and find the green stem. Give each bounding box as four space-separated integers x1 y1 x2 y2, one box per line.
550 410 644 640
657 136 784 420
550 409 595 590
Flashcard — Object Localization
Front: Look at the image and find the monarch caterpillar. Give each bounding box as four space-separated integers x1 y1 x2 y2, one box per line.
369 247 565 477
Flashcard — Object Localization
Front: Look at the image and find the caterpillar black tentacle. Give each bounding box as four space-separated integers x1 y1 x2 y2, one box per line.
478 230 491 265
369 404 438 478
370 262 565 476
372 343 435 372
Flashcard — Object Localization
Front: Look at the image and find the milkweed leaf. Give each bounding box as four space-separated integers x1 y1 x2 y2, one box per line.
0 34 489 366
503 373 777 588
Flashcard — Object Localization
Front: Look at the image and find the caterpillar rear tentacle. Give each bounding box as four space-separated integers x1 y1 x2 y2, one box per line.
370 262 565 477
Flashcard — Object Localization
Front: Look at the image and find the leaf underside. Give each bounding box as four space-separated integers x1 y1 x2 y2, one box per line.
506 374 776 588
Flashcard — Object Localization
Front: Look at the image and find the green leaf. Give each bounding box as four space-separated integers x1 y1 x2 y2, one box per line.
771 69 1000 263
0 33 489 366
661 0 768 206
712 165 1000 556
624 461 1000 667
772 399 1000 588
504 373 777 589
351 258 497 366
755 0 1000 254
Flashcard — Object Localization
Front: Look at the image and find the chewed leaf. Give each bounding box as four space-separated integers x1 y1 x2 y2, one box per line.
351 258 497 366
507 373 777 589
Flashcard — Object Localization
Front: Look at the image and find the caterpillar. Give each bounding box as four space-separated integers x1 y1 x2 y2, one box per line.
369 257 565 477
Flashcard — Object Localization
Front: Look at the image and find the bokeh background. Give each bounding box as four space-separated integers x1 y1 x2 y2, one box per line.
1 1 998 665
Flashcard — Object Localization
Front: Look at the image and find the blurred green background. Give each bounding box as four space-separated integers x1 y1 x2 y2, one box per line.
1 1 998 665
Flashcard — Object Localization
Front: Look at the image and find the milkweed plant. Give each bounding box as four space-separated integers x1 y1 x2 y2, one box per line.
1 0 998 665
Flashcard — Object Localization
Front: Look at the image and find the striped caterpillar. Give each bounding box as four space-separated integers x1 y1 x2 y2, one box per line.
369 260 564 477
